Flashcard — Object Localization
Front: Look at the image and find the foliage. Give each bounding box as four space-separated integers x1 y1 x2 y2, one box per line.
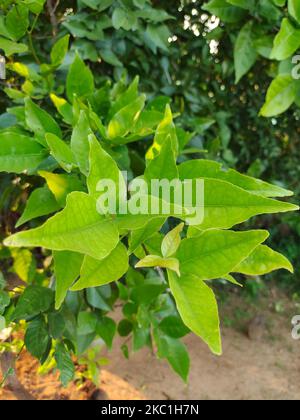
0 0 299 386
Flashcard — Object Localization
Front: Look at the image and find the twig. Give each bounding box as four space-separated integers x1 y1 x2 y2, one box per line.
47 0 60 37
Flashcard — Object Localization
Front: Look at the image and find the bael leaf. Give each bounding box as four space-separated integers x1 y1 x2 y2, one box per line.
45 133 76 173
4 192 119 261
71 110 93 176
71 243 129 291
51 35 70 67
12 286 54 321
16 186 61 228
96 317 116 349
5 4 29 41
11 248 35 282
260 75 296 117
107 95 146 140
177 229 269 280
288 0 300 23
202 0 246 23
146 105 178 160
54 342 75 387
66 55 94 102
25 317 51 359
87 134 127 202
25 98 62 145
0 132 47 173
135 255 180 276
178 159 293 198
156 333 190 382
168 270 221 355
129 217 166 254
144 135 178 182
53 251 84 309
234 21 257 83
161 223 184 258
0 37 28 56
38 171 85 207
189 178 298 230
158 315 190 339
0 291 10 315
271 18 300 60
82 0 113 11
233 245 294 275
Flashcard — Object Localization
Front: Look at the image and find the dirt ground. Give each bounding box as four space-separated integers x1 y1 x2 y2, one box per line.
1 289 299 400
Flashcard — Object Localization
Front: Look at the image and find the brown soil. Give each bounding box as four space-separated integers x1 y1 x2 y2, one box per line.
1 290 299 400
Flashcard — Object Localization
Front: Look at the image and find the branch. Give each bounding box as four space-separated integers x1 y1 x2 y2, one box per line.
47 0 59 37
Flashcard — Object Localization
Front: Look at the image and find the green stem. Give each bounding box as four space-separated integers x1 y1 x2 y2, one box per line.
27 14 41 64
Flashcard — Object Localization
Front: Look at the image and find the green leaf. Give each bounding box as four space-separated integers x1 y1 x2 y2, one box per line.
146 24 170 52
135 255 180 276
156 334 190 382
130 284 166 305
202 0 246 23
0 291 10 315
87 135 126 202
54 342 75 387
233 245 294 275
254 35 274 59
38 171 84 207
16 186 60 228
86 287 111 311
0 315 5 331
0 37 28 56
271 18 300 60
51 35 70 67
129 217 166 254
146 105 178 160
53 251 84 309
227 0 255 9
168 271 221 355
11 249 35 282
107 96 146 139
5 4 29 41
12 286 54 321
71 110 93 176
144 135 178 182
260 75 296 117
66 55 94 102
109 77 139 118
289 0 300 22
25 98 62 144
96 317 116 349
190 178 298 230
82 0 113 10
234 22 257 83
4 192 119 261
25 317 51 359
23 0 46 14
112 8 137 30
118 319 133 337
177 230 269 280
178 159 293 198
48 312 66 339
161 223 184 258
45 133 76 173
71 243 128 291
78 312 98 335
50 94 73 125
0 132 47 174
158 316 190 339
